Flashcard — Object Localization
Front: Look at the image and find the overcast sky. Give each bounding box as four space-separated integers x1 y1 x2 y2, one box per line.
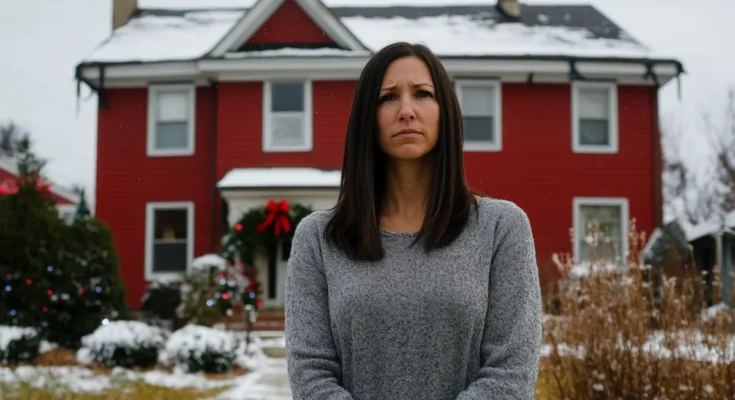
0 0 733 203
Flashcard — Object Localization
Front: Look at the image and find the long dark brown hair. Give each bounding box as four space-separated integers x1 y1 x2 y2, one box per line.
325 42 477 261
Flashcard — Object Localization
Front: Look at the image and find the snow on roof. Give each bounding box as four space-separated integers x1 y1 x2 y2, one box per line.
81 1 672 64
223 47 369 58
339 14 650 59
684 210 735 242
83 10 244 63
139 0 256 8
217 167 341 189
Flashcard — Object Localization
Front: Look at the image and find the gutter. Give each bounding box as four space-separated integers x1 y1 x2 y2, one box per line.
74 53 685 80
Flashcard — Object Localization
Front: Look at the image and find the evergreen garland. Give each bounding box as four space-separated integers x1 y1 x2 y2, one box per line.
221 200 313 310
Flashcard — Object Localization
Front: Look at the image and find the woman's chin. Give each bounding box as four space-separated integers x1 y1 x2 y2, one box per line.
386 144 433 161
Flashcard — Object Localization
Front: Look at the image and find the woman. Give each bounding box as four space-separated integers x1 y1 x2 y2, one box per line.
285 42 542 399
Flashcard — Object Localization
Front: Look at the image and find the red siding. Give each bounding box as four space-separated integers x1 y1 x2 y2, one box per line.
216 81 353 177
243 0 335 46
97 79 656 307
96 87 215 308
463 83 656 291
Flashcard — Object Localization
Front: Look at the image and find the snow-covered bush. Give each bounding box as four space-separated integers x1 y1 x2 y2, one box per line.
77 320 167 369
162 324 240 373
0 326 40 364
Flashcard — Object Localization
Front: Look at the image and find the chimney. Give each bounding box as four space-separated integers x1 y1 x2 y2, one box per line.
497 0 522 20
113 0 138 31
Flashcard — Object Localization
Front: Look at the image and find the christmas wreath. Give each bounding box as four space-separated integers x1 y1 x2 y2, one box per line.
221 199 313 310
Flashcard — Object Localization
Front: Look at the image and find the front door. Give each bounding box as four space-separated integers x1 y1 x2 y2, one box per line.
264 241 289 309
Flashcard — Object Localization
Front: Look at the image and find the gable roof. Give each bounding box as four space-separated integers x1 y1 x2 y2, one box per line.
80 0 676 65
209 0 368 56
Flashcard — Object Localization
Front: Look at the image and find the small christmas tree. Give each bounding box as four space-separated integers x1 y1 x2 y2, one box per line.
74 188 91 221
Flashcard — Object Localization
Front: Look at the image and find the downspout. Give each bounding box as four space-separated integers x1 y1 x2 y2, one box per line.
209 79 220 252
715 232 724 303
646 63 663 227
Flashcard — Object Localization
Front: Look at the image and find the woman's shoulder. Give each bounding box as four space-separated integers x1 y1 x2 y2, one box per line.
294 208 334 236
474 196 532 236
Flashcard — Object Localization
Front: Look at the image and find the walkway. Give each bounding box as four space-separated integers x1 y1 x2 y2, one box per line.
217 331 292 400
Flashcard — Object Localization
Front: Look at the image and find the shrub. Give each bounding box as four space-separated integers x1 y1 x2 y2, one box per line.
0 325 40 365
540 220 735 399
162 324 240 373
177 255 245 327
0 140 129 349
141 278 182 324
49 218 130 349
78 320 167 369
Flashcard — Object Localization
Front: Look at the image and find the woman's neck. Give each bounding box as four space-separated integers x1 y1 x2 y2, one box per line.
383 158 431 220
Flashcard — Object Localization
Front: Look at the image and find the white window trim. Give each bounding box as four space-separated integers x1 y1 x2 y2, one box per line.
262 80 313 152
455 79 502 152
571 81 619 154
57 204 76 224
572 197 629 264
147 84 196 157
144 201 195 281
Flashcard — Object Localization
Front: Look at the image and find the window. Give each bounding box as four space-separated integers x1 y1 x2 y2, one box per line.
263 81 313 152
455 80 502 151
145 202 194 280
573 197 629 264
147 84 195 156
572 81 618 153
57 204 76 225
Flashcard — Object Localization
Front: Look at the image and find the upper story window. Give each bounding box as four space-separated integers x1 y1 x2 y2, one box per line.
572 81 618 154
147 84 196 157
263 81 313 152
455 79 502 152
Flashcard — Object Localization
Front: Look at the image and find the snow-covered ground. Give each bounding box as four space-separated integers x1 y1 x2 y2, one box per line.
0 330 293 399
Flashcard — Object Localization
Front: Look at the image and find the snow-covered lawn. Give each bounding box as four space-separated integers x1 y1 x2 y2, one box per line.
0 331 292 400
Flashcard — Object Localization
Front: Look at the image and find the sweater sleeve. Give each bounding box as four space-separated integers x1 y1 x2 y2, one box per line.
285 214 354 399
456 203 543 400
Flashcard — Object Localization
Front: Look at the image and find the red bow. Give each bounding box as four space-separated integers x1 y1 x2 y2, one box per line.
255 199 292 237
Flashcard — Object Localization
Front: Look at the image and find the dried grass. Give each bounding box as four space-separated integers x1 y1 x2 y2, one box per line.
538 219 735 399
0 380 230 400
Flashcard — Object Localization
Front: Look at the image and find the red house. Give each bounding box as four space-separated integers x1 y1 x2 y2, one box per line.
0 158 80 223
75 0 683 309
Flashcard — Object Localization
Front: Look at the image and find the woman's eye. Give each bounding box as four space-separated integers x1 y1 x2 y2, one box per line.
416 90 433 98
379 94 396 103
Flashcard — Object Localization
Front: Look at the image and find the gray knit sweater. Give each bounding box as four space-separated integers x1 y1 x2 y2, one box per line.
285 198 542 399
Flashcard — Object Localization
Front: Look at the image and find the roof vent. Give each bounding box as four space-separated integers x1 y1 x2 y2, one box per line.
497 0 522 20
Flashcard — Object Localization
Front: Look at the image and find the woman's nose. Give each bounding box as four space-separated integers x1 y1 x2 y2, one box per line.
398 95 417 121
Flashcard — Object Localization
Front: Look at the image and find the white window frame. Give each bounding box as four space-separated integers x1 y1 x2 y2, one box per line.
144 201 194 281
573 197 629 265
57 204 76 225
262 80 313 152
147 84 196 157
455 79 502 152
571 81 618 154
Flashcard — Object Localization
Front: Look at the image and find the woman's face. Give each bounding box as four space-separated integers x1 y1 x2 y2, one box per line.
376 56 440 161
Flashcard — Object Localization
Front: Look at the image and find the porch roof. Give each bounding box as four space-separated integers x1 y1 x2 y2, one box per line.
217 167 342 190
684 210 735 242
